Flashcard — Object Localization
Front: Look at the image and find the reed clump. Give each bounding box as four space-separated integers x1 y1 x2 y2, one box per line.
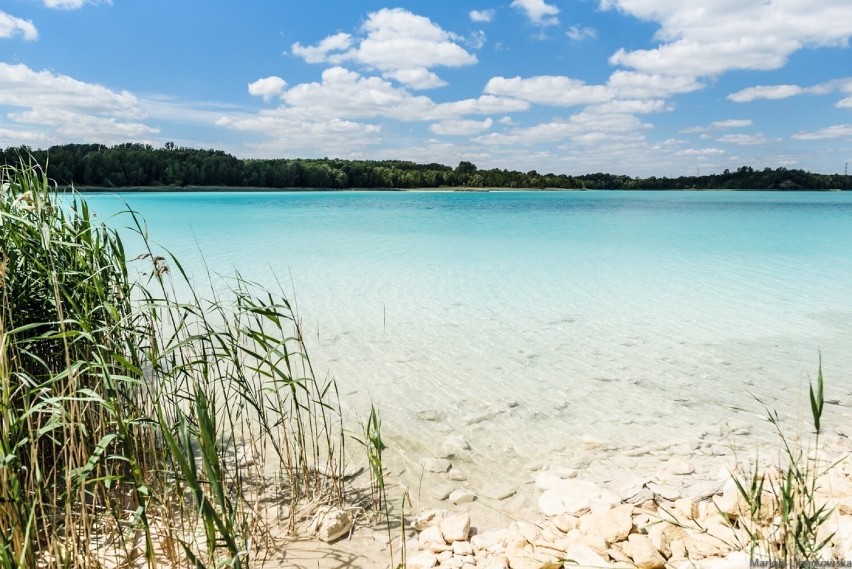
0 162 346 567
721 361 839 567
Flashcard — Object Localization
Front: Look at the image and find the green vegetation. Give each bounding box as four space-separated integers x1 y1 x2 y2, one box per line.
722 361 838 566
0 161 349 567
1 143 850 190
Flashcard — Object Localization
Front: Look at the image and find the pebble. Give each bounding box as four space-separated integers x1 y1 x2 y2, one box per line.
449 468 467 481
450 489 476 505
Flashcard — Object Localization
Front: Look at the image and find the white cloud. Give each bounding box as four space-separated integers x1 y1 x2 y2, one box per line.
607 71 703 99
676 148 726 156
0 62 161 146
276 67 434 121
602 0 852 78
476 108 650 146
430 118 494 136
485 75 611 106
467 30 487 50
430 95 530 119
291 33 352 64
291 8 476 90
567 25 597 41
469 9 495 23
511 0 559 26
729 78 852 105
837 97 852 108
248 76 287 101
0 11 37 41
589 99 670 114
44 0 110 9
710 119 753 129
0 62 141 116
716 133 781 146
728 84 809 102
792 124 852 140
384 68 446 90
10 108 158 140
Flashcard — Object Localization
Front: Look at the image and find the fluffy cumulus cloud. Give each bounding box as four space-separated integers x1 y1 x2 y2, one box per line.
469 9 495 23
0 10 38 40
476 107 650 146
485 75 611 106
430 118 494 136
511 0 559 26
291 8 476 90
0 62 159 145
223 67 525 126
291 33 353 64
248 76 287 101
602 0 852 78
606 71 703 99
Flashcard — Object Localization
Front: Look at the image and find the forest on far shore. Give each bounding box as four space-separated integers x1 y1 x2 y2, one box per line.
2 142 850 191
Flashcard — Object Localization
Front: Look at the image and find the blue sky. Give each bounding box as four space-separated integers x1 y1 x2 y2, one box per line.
1 0 850 176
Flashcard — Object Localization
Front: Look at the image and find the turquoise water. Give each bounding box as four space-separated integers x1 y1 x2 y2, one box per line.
84 190 852 497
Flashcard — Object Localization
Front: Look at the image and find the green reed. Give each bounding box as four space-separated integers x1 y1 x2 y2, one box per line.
721 359 838 567
0 161 346 567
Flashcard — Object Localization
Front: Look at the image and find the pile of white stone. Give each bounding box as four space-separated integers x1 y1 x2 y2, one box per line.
404 465 852 569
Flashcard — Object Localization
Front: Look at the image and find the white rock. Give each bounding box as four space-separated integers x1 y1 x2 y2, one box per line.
565 543 611 568
421 458 452 473
453 541 474 556
580 504 634 544
449 489 476 505
419 525 446 550
407 551 438 568
515 521 543 544
471 531 499 551
434 485 454 501
449 468 467 481
667 459 695 475
627 534 665 569
312 506 353 542
535 472 564 491
646 482 681 501
436 550 453 563
441 435 471 457
412 509 449 531
538 479 602 516
554 514 580 533
440 513 471 543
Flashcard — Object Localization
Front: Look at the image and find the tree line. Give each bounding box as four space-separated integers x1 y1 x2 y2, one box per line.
1 143 849 190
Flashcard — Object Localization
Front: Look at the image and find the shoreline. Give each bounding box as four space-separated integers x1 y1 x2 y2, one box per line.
66 185 850 193
266 425 852 568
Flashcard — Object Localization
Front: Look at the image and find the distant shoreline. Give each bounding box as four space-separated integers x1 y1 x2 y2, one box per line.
67 185 848 193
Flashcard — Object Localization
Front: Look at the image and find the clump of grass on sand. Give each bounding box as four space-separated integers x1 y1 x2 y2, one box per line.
0 161 347 568
720 360 839 566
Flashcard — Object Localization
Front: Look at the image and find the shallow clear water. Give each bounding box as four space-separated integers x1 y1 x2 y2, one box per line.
84 190 852 500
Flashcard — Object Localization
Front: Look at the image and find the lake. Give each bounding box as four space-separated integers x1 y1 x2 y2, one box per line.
83 189 852 511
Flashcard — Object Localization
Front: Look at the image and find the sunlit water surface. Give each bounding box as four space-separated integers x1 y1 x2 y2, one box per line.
83 190 852 509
